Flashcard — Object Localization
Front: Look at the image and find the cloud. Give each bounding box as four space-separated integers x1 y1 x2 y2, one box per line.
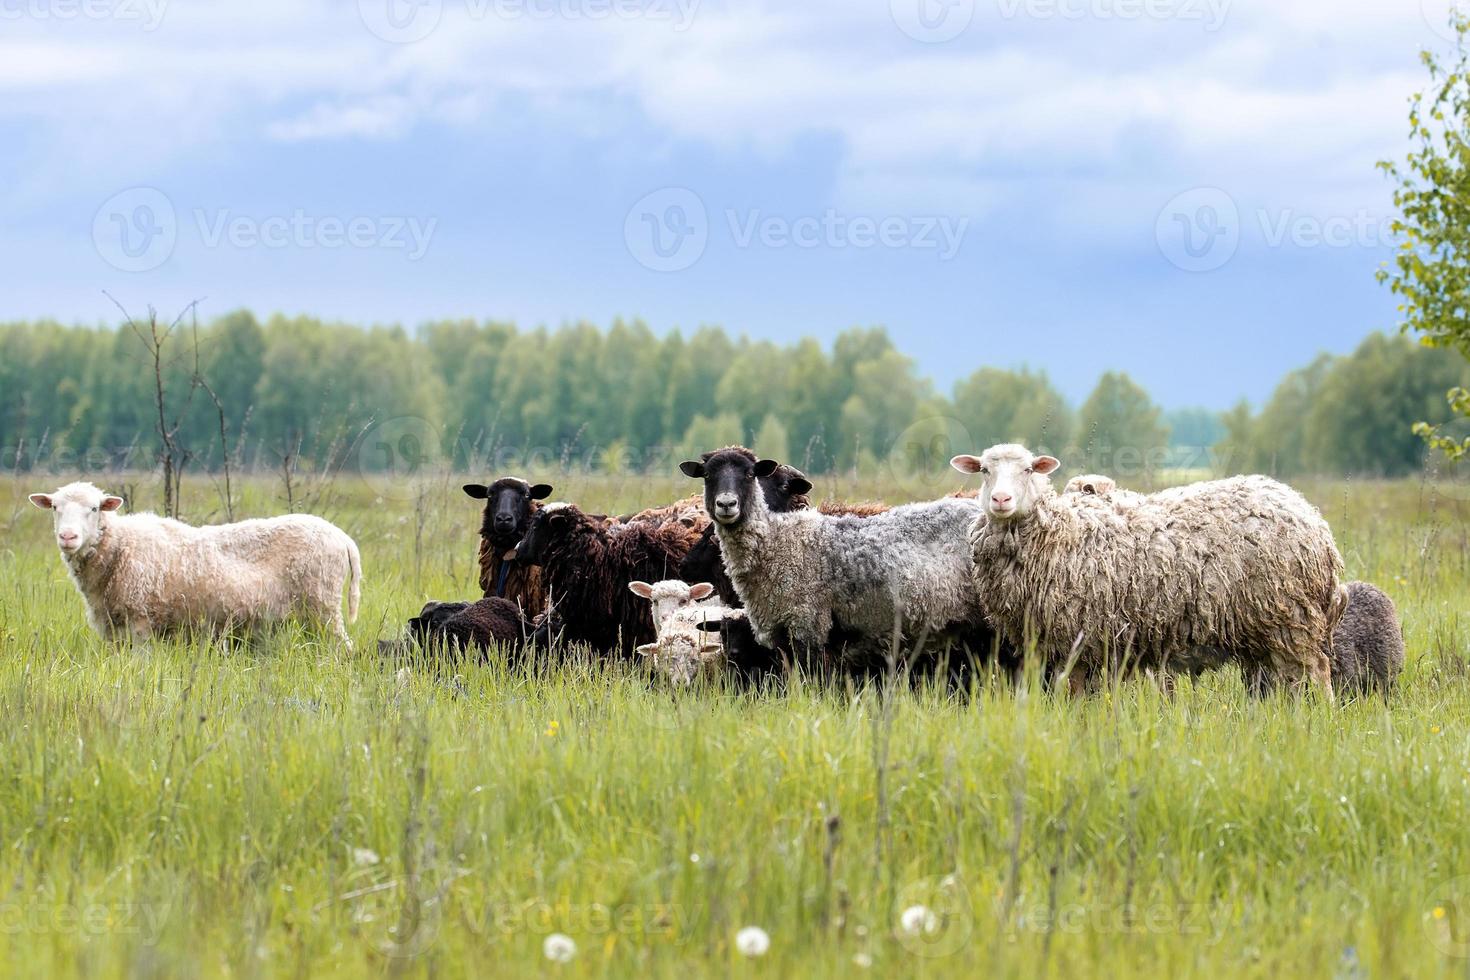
0 0 1444 225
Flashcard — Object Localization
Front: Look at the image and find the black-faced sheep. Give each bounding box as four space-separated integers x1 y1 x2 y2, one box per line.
30 482 360 646
952 443 1346 696
464 478 553 616
513 503 703 656
676 453 887 607
679 447 995 666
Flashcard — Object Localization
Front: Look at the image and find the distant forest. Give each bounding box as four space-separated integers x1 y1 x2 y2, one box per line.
1 311 1466 479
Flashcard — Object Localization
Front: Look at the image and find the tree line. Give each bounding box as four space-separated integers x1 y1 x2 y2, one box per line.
0 310 1465 480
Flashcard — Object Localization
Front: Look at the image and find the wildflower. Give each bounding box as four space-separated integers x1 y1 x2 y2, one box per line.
1431 725 1442 734
545 720 560 737
351 847 380 867
543 933 577 963
735 926 770 957
690 853 700 863
852 952 873 968
899 905 938 936
1434 907 1447 920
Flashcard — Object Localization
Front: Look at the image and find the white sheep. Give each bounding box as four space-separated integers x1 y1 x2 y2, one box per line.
30 482 361 647
951 444 1345 696
635 604 742 686
627 579 717 638
680 447 993 662
627 579 738 685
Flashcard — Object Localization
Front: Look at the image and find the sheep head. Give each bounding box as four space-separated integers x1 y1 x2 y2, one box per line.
951 444 1060 522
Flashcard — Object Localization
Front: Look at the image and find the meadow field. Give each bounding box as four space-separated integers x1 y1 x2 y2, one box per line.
1 467 1468 978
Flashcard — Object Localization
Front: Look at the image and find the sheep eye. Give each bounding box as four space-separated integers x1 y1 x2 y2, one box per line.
91 506 98 513
1024 467 1033 475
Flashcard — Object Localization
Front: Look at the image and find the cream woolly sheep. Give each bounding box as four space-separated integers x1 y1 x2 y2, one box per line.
30 482 361 646
951 444 1345 696
1062 473 1148 509
680 447 994 664
627 579 717 638
636 604 741 686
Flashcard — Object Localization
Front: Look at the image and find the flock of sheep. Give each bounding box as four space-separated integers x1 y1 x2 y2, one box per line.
29 441 1405 699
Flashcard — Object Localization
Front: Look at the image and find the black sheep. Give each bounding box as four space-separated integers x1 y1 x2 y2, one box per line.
513 503 703 656
463 477 553 616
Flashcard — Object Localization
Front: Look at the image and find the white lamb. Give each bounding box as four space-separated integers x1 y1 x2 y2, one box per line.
627 579 717 638
628 579 737 685
30 482 361 647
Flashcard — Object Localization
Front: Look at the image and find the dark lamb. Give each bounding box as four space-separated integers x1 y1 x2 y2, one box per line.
514 503 703 656
1329 581 1405 696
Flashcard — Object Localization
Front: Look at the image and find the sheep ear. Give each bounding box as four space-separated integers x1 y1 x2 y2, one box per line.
100 496 124 512
787 477 813 496
950 455 983 474
529 483 553 500
679 461 705 479
636 643 658 658
462 484 489 499
1033 456 1061 475
694 620 722 633
679 516 696 527
753 459 779 477
29 493 53 510
689 583 714 601
628 581 654 599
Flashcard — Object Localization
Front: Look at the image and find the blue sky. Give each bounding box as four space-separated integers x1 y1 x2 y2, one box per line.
0 0 1455 408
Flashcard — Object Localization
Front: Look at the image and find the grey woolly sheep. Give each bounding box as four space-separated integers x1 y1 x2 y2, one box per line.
680 447 994 665
951 444 1346 696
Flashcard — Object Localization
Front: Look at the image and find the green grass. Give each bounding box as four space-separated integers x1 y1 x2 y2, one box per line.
0 470 1468 978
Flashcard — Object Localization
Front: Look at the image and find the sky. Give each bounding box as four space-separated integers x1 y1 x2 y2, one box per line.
0 0 1457 409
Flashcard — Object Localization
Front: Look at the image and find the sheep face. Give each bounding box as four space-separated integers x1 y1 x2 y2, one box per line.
30 482 124 559
510 503 574 567
676 462 812 585
951 444 1059 521
629 579 715 626
1063 474 1116 496
679 447 779 527
464 477 552 548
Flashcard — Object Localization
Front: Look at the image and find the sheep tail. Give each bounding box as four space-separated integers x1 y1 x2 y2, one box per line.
346 537 362 624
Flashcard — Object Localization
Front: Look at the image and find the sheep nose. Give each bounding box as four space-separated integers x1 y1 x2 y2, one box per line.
58 531 78 542
991 493 1013 508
